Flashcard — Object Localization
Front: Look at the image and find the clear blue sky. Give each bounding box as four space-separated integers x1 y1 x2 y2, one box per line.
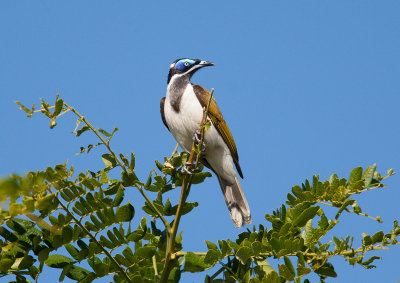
1 1 399 282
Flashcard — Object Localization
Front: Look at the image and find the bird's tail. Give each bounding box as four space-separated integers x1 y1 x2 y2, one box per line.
217 175 251 228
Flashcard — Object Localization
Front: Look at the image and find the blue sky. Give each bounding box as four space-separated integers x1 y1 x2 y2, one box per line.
1 1 399 282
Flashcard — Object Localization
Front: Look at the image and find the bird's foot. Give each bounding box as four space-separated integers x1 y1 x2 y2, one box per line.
180 162 201 175
192 130 206 152
199 142 206 152
180 166 194 175
193 130 202 143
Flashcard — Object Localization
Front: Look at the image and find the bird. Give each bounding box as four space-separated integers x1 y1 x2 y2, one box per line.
160 58 251 228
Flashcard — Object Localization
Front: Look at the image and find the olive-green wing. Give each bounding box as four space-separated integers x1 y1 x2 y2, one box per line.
192 84 243 178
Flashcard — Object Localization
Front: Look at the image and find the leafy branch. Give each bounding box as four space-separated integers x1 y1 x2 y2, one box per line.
64 102 170 231
1 93 398 283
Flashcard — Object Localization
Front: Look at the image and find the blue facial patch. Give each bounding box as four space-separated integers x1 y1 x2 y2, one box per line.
175 59 196 70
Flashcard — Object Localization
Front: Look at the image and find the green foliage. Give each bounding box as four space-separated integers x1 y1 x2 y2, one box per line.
0 96 398 282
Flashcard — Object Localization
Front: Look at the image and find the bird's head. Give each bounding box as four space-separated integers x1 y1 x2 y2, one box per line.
167 58 214 84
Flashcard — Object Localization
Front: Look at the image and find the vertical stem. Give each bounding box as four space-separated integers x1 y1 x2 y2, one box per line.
159 89 214 283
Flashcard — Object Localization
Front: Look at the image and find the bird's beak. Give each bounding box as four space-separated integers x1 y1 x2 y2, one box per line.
198 60 215 67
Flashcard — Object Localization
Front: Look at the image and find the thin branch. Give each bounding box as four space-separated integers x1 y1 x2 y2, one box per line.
160 89 214 283
63 103 126 170
152 255 159 279
174 251 207 257
178 241 399 259
32 106 55 113
171 143 179 157
316 201 381 221
54 108 71 118
63 102 170 230
217 260 241 282
134 183 171 230
209 266 225 280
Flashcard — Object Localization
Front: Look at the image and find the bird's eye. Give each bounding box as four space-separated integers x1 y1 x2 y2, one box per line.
184 62 190 66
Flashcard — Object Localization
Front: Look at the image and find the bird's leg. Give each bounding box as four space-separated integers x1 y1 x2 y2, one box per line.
192 130 206 152
180 164 194 175
182 130 207 175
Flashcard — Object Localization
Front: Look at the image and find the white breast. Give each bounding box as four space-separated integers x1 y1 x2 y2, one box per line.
165 84 203 152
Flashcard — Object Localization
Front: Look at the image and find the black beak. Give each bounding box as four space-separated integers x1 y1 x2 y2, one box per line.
198 60 215 67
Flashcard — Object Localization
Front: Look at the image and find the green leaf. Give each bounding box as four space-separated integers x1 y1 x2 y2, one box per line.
15 101 34 117
181 202 198 215
283 256 295 277
65 244 80 260
144 170 154 190
361 256 381 267
59 264 73 282
292 206 319 227
362 233 372 246
93 262 109 276
251 241 261 255
102 154 117 168
45 254 74 268
335 199 356 219
362 164 376 187
0 258 14 273
235 246 252 265
135 246 156 258
38 248 51 263
62 226 73 244
122 246 135 263
6 218 31 234
66 265 91 281
279 263 295 281
292 185 304 199
100 235 113 249
53 235 63 249
16 255 34 270
297 265 311 277
243 270 251 283
371 231 384 244
36 193 55 210
301 219 315 247
129 152 136 170
204 249 221 265
279 223 292 236
254 259 276 277
98 128 112 137
53 97 64 117
333 236 342 250
116 203 135 222
76 125 90 136
113 186 125 206
183 252 213 272
165 201 198 216
349 167 363 185
104 182 120 195
314 263 337 278
121 171 138 187
191 171 212 184
119 153 129 168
